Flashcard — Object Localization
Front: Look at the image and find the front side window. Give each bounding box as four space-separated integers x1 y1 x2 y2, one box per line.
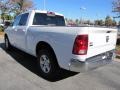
13 15 21 26
19 13 29 26
33 13 65 26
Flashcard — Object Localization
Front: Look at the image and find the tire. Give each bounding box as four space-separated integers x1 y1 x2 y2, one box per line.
117 39 120 45
4 36 11 50
37 49 59 79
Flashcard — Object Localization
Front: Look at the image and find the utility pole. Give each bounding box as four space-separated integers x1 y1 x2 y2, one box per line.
80 7 86 25
44 0 46 10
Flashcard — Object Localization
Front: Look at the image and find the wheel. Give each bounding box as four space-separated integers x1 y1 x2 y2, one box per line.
4 36 11 50
37 49 59 79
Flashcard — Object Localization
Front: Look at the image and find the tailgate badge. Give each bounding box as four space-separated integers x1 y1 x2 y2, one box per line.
106 36 109 43
89 42 93 46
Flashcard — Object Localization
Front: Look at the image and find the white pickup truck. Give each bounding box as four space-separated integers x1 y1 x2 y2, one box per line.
4 10 117 79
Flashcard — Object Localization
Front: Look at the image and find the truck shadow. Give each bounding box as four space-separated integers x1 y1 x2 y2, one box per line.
0 43 78 82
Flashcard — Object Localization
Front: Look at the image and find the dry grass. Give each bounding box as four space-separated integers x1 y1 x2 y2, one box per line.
0 32 4 37
116 45 120 59
116 45 120 53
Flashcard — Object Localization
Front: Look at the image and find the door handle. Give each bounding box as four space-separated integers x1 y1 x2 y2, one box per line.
14 29 17 31
23 29 26 32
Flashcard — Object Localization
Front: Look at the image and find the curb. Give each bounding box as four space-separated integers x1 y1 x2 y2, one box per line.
116 54 120 57
115 58 120 62
116 54 120 58
115 54 120 62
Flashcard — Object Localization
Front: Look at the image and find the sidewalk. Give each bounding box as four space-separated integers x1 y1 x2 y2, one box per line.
0 35 3 38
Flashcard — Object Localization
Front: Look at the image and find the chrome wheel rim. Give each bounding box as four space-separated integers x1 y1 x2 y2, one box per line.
40 55 51 73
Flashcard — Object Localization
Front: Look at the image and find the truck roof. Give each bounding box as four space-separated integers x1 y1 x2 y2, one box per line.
21 10 64 17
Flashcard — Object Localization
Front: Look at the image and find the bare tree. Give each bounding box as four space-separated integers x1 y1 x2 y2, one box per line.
10 0 34 15
113 0 120 16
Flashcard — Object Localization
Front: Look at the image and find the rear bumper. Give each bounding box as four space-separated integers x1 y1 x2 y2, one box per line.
69 50 115 72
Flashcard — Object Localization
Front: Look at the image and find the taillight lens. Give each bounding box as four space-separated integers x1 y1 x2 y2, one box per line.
72 35 88 55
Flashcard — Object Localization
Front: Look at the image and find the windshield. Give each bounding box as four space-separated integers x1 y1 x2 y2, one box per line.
33 13 65 26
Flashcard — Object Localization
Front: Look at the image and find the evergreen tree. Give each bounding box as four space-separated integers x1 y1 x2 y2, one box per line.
105 16 113 26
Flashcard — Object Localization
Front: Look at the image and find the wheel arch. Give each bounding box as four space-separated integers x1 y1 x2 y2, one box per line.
36 41 60 67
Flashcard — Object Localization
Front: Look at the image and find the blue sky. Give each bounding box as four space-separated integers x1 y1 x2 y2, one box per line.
34 0 115 21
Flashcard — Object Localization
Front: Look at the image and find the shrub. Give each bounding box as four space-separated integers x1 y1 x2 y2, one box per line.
0 26 4 32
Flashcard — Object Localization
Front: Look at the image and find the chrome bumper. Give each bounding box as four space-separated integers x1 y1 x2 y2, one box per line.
69 50 115 72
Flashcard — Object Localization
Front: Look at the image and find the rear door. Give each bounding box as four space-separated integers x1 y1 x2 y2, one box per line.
87 27 117 58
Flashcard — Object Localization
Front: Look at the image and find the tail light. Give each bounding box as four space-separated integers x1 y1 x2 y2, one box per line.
72 35 88 55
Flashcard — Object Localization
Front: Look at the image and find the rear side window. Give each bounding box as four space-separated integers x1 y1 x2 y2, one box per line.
19 13 29 26
33 13 65 26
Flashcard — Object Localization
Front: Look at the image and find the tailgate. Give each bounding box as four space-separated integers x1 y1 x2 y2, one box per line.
87 27 117 58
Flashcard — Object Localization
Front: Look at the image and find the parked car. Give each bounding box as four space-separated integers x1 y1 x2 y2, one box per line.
116 26 120 44
4 10 117 79
0 23 4 27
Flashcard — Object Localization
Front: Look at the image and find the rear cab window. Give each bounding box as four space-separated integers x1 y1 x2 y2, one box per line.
33 13 65 26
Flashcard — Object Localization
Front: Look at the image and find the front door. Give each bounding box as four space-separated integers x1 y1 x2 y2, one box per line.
15 13 29 50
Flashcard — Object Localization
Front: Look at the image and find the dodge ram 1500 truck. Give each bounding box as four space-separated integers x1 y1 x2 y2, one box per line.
4 10 117 79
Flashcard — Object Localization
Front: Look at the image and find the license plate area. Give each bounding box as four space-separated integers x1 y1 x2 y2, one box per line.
86 50 114 63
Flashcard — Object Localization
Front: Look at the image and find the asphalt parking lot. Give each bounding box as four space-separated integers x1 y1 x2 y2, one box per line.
0 38 120 90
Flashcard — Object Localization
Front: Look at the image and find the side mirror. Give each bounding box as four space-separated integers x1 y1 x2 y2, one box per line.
5 22 10 27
